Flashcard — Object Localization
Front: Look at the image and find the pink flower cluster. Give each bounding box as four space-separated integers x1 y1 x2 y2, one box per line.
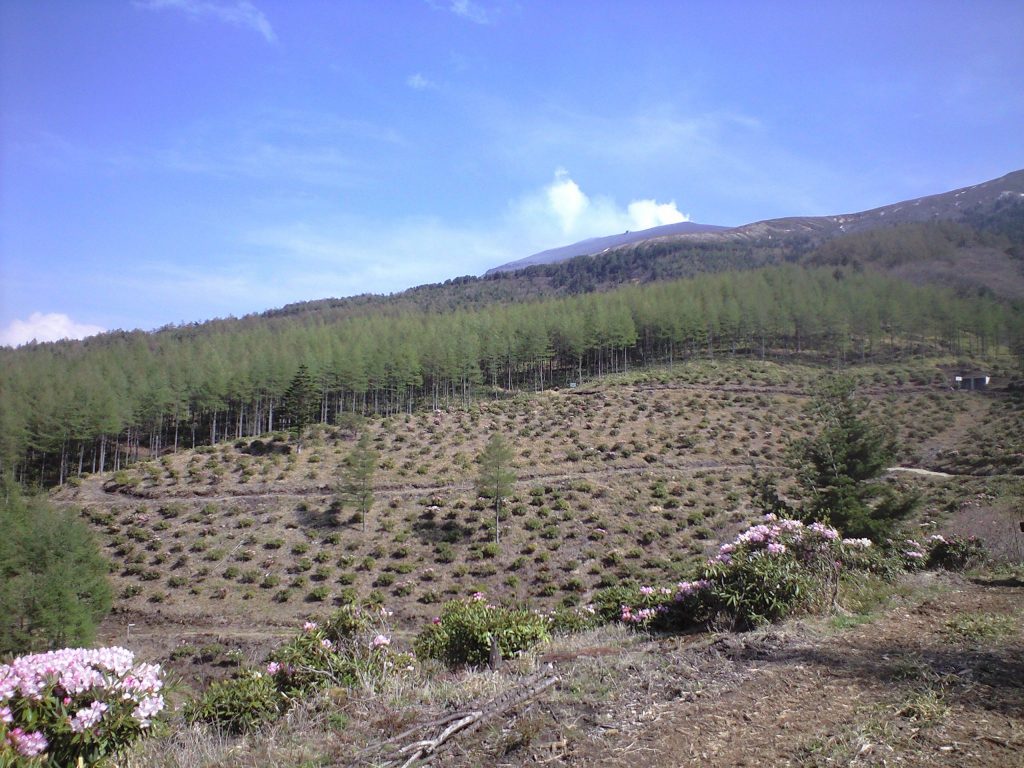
709 516 846 565
619 605 660 624
0 646 166 761
0 648 163 721
842 538 872 549
674 580 711 599
903 539 926 559
6 727 47 758
69 701 108 733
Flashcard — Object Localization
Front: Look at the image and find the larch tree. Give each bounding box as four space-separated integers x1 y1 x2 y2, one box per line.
476 433 515 544
0 482 112 654
337 431 378 532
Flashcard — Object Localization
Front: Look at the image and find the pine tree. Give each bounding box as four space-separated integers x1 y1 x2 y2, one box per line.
476 433 515 544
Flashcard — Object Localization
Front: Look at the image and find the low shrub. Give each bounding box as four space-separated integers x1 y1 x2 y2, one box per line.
414 593 549 667
546 605 600 635
605 517 886 633
187 604 411 733
925 534 987 571
183 670 280 735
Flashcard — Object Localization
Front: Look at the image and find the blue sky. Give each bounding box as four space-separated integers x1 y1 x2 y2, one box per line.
2 0 1023 345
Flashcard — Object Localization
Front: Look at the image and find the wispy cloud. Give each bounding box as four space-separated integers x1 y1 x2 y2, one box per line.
0 312 105 347
244 172 691 295
68 171 698 330
406 73 436 91
448 0 492 24
136 0 277 43
427 0 500 25
146 112 406 186
478 100 837 219
16 111 406 189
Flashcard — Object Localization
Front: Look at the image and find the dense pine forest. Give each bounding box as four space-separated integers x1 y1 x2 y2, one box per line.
3 264 1021 487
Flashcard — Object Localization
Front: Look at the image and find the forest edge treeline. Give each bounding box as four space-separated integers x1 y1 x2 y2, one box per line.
3 264 1022 488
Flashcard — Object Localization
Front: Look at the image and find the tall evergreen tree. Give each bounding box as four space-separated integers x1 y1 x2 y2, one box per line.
476 433 515 544
281 364 318 451
790 377 916 538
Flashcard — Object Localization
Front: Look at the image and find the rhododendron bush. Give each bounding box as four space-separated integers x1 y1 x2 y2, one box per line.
186 604 413 734
0 647 165 767
605 516 870 631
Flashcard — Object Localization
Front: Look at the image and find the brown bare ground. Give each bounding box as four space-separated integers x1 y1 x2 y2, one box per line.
434 572 1023 767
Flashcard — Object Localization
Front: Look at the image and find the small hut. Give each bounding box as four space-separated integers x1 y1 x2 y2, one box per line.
951 371 990 391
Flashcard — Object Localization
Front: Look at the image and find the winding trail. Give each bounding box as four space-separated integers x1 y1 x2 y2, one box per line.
887 466 956 478
62 458 757 508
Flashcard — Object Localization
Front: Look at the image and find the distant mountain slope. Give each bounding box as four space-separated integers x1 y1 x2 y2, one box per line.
654 168 1024 245
487 221 728 274
483 169 1024 300
133 169 1024 329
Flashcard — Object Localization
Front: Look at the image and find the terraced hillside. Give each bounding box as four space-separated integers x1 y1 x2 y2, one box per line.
49 358 1024 690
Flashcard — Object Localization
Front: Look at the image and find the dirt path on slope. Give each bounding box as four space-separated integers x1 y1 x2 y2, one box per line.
60 459 756 509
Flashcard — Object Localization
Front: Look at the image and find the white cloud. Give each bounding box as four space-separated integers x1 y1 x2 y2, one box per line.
136 0 277 43
545 168 589 233
406 73 436 91
0 313 105 347
509 168 689 241
626 199 688 230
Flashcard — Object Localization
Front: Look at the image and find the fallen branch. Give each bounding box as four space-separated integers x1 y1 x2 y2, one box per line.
347 672 559 767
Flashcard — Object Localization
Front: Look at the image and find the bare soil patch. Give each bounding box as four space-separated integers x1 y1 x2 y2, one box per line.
435 572 1023 767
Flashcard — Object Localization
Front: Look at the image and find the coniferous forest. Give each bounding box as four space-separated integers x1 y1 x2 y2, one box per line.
3 264 1021 487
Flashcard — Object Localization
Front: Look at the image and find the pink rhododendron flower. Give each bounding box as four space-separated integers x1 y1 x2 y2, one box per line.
69 701 108 733
7 728 48 758
132 695 164 727
842 538 872 549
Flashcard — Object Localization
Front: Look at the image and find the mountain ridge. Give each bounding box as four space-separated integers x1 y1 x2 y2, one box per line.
488 169 1024 275
486 221 729 274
